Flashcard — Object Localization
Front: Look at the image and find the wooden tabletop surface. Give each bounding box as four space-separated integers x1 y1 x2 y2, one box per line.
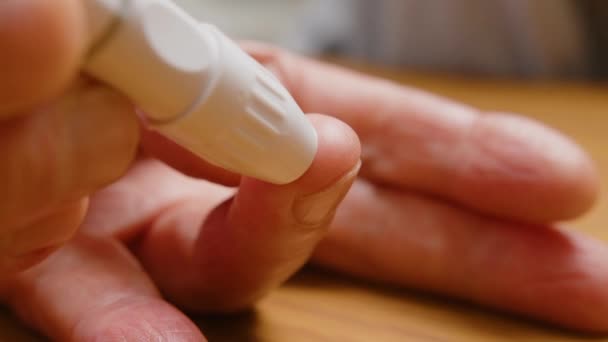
1 62 607 341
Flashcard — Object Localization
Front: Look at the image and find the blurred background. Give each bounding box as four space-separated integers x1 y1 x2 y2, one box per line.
173 0 309 44
173 0 607 80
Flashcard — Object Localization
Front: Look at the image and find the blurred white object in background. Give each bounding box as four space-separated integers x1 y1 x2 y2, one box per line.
172 0 310 43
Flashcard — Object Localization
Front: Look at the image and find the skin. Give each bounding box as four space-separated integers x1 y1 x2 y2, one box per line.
0 0 605 340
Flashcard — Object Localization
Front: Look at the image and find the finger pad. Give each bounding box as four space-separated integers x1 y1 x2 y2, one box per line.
71 297 206 341
294 114 361 189
460 113 599 221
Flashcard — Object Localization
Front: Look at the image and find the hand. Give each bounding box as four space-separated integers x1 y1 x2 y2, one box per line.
0 1 360 341
244 43 606 333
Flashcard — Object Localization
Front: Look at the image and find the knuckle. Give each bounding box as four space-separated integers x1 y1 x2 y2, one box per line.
0 85 139 225
73 87 140 186
0 111 68 224
1 200 87 262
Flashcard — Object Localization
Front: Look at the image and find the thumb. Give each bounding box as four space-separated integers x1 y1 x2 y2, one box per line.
0 0 87 116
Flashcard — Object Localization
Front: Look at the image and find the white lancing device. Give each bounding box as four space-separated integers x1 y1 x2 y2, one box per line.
82 0 318 184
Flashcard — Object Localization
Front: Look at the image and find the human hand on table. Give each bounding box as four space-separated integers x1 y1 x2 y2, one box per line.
245 43 606 333
0 1 605 340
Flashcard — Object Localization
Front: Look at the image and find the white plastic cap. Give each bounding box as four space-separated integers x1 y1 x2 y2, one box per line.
82 0 318 184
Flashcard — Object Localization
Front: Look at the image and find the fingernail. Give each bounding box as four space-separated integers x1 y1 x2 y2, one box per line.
293 160 361 226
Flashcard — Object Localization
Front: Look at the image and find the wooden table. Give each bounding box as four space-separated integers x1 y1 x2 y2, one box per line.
1 63 607 341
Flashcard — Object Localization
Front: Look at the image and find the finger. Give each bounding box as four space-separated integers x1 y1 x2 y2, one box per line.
134 115 361 312
0 199 87 273
140 128 241 187
0 0 86 116
243 42 599 223
0 81 139 262
0 234 205 341
313 180 608 333
81 158 235 241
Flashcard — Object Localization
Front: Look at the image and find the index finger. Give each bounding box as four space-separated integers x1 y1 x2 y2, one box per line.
0 0 86 116
244 42 600 223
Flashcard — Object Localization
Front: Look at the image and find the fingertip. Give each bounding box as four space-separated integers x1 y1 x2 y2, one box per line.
516 113 602 220
559 135 601 216
293 114 362 191
465 113 601 222
0 0 86 115
501 113 601 220
550 142 601 220
234 114 361 226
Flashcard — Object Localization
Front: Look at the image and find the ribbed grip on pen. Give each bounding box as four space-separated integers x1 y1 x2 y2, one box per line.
83 0 317 184
155 24 318 184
